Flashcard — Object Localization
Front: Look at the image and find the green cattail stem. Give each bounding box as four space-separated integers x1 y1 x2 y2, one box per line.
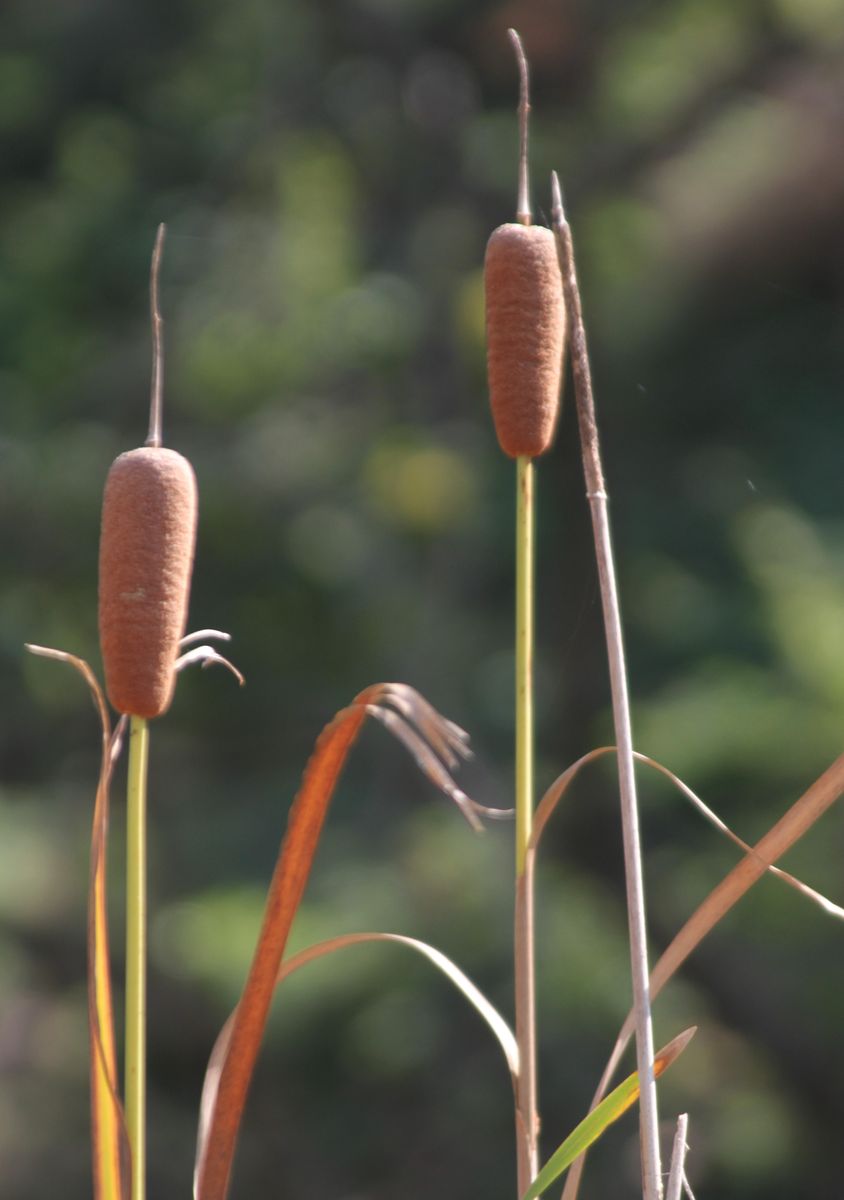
125 715 149 1200
514 454 538 1194
515 454 534 873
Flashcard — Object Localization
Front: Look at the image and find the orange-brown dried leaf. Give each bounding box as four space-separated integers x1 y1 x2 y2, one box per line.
193 685 483 1200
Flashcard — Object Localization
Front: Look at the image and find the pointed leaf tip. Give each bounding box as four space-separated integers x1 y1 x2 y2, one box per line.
654 1026 697 1075
521 1028 696 1200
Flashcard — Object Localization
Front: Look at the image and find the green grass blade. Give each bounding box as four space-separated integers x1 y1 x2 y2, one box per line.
522 1028 696 1200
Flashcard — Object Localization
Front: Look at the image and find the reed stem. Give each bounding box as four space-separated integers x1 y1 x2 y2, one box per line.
125 715 149 1200
666 1113 690 1200
550 173 662 1200
514 454 539 1193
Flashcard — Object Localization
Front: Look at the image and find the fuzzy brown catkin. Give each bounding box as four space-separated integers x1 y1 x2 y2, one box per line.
98 447 198 718
484 223 566 458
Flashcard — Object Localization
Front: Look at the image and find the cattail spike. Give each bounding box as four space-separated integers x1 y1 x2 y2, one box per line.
146 223 166 449
99 448 198 718
507 28 532 226
485 223 566 457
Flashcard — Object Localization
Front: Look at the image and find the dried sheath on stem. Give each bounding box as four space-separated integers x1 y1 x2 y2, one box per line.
485 223 566 458
98 225 198 719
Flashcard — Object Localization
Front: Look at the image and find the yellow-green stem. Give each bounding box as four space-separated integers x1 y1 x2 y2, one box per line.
514 455 538 1195
515 455 534 872
126 715 148 1200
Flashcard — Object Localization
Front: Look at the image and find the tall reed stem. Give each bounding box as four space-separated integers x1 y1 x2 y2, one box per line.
666 1113 689 1200
125 715 149 1200
514 453 539 1193
550 173 662 1200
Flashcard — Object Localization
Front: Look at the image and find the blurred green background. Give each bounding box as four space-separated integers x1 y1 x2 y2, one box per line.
2 0 844 1196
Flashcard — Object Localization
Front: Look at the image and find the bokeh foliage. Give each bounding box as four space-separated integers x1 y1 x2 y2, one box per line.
2 0 843 1196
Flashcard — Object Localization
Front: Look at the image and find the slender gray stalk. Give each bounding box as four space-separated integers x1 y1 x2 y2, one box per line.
666 1113 689 1200
514 458 538 1191
550 171 662 1200
507 28 532 226
146 223 166 449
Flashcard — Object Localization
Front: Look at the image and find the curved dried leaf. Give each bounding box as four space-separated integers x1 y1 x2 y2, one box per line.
379 683 472 768
531 745 844 920
522 1029 695 1200
26 645 129 1200
180 629 233 648
174 643 245 685
197 930 518 1159
638 752 844 920
372 687 515 823
194 684 486 1200
277 933 518 1076
529 746 614 857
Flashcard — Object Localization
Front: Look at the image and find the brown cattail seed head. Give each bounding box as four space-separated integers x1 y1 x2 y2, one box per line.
98 446 198 719
484 222 566 458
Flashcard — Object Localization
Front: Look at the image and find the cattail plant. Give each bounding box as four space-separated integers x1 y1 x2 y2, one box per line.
98 224 197 1200
99 227 197 720
483 29 567 1197
484 35 565 463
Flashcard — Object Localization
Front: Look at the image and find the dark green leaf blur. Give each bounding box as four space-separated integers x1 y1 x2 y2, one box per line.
2 0 843 1196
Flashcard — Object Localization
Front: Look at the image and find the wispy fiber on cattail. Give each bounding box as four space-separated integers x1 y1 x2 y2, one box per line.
484 30 566 459
98 225 198 719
